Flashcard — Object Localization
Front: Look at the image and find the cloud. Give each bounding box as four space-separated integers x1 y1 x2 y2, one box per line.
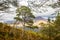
0 0 58 21
33 7 55 17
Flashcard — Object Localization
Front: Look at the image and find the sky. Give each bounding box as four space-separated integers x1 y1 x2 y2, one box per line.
0 0 59 21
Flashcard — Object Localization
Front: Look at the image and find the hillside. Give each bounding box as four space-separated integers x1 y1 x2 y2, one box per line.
0 23 49 40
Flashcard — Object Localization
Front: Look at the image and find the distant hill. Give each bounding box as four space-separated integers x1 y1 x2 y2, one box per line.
2 16 47 24
34 16 47 21
4 20 15 24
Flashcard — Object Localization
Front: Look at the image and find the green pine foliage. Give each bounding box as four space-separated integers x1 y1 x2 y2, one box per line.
14 6 35 27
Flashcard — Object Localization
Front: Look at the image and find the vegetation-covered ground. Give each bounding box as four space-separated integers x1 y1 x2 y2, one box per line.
0 22 60 40
0 23 48 40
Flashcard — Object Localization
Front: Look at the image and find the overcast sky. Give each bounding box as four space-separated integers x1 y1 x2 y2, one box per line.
0 0 59 21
